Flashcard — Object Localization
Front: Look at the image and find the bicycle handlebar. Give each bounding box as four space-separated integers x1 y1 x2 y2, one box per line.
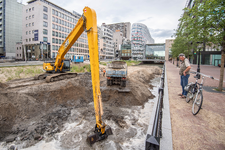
190 71 214 80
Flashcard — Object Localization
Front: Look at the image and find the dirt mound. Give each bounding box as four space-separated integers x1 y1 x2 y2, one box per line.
0 66 162 147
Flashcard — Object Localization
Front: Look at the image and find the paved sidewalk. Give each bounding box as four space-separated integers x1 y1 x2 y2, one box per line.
166 61 225 150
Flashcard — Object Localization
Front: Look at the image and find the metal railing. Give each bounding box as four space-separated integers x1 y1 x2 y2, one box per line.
145 64 165 150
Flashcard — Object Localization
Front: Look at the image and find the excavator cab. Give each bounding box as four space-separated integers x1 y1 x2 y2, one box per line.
62 59 71 72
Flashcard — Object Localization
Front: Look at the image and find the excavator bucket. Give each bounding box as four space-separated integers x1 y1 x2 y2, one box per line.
86 126 113 146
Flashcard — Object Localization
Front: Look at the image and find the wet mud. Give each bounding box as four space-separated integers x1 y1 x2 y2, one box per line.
0 65 162 149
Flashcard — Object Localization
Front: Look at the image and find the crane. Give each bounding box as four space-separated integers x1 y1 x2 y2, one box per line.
36 7 112 145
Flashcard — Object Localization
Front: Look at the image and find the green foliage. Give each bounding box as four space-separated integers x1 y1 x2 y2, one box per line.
172 0 225 56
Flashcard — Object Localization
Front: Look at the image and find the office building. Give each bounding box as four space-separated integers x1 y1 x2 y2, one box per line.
131 23 154 60
113 30 123 58
22 0 89 60
103 22 131 40
0 0 23 57
120 39 131 60
100 24 114 59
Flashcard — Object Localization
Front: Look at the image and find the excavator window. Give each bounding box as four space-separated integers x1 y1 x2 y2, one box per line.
62 60 70 71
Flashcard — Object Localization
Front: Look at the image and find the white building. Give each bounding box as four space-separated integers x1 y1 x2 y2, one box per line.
100 24 114 59
22 0 89 60
131 23 154 59
0 0 23 58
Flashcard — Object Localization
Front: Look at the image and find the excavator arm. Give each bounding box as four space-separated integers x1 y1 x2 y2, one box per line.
45 7 112 145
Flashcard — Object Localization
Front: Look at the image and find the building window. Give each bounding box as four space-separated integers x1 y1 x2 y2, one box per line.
62 27 64 32
55 25 58 30
29 8 31 12
43 14 48 20
59 26 61 31
29 23 31 27
43 6 48 12
29 31 31 34
26 39 28 42
43 21 48 27
55 18 58 23
26 16 28 20
26 9 28 13
61 14 64 19
52 38 55 43
43 29 48 35
58 12 61 17
29 15 31 19
56 39 58 44
43 37 48 42
26 31 28 35
55 10 58 16
29 38 31 41
59 19 61 24
32 15 34 18
59 32 61 38
32 22 34 26
52 24 55 29
52 16 55 22
52 9 55 15
52 31 55 36
32 7 34 11
55 32 58 37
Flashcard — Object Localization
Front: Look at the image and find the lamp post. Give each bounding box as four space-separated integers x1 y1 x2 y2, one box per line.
197 42 202 78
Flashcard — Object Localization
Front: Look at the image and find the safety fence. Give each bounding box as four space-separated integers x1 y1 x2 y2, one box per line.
145 64 165 150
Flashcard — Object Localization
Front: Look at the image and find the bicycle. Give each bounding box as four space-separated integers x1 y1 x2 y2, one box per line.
185 72 214 115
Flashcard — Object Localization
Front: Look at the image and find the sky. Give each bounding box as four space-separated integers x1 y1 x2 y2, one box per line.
23 0 187 43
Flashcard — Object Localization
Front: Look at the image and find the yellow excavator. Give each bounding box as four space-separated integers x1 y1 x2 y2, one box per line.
36 7 112 145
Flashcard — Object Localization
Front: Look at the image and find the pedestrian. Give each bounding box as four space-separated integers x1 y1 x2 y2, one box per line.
103 68 106 77
178 53 191 98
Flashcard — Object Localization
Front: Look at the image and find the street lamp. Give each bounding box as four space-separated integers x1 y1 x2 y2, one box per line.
197 42 203 78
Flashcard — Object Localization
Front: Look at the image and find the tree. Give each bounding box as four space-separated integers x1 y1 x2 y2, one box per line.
172 0 225 91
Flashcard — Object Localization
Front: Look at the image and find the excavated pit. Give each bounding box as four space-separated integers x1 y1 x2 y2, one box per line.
0 65 162 149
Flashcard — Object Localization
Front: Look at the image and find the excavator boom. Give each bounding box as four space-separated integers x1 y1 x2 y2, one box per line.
40 7 112 145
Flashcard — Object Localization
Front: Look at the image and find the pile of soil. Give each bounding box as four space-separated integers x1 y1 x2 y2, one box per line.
0 66 162 148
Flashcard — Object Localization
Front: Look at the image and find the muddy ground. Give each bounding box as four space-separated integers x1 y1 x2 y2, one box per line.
0 65 162 149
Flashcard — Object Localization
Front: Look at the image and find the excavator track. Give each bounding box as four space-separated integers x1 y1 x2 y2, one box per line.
45 72 78 83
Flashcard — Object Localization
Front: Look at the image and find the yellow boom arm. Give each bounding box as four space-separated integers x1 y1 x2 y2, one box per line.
52 7 112 145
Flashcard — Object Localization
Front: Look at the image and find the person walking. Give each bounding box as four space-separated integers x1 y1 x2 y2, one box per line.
103 68 106 77
178 53 191 98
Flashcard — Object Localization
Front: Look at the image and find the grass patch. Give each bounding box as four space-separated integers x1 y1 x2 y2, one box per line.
99 62 107 66
70 64 91 73
119 60 141 66
6 77 13 82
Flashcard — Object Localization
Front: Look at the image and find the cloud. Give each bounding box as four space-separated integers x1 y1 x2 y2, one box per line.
137 17 153 23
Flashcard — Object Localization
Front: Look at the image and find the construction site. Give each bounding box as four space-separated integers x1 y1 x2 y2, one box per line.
0 63 163 150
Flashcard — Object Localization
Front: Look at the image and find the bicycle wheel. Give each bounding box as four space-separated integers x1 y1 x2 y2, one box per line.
192 91 203 115
186 87 193 103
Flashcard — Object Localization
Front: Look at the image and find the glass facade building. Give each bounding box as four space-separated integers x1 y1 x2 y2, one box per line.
131 23 154 60
145 43 165 60
0 0 23 57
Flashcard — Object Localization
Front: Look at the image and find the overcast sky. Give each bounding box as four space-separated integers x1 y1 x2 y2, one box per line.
24 0 187 43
